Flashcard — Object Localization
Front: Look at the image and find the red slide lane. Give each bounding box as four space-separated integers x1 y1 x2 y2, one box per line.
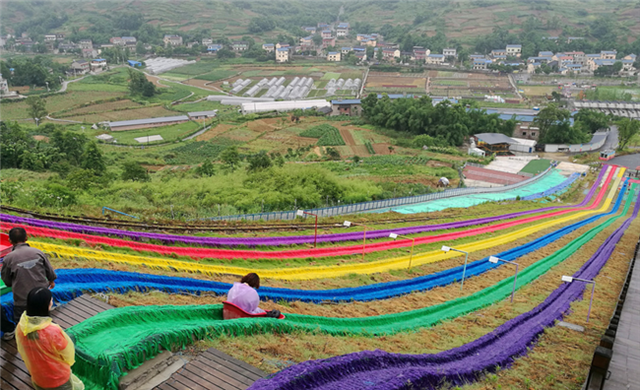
3 170 614 260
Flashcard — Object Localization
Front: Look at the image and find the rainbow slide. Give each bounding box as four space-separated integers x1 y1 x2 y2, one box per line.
65 183 639 390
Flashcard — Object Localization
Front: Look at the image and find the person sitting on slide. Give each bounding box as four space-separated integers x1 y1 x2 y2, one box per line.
226 273 280 318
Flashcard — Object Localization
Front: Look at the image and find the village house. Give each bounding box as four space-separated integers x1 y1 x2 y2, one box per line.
300 36 314 48
473 58 492 70
492 55 507 62
70 60 90 75
55 33 65 41
82 48 98 58
443 48 457 58
623 53 637 61
382 48 400 60
621 59 636 72
341 47 352 54
262 43 275 53
207 44 224 53
331 99 362 116
506 44 521 57
413 48 429 61
327 51 341 61
355 52 367 62
276 42 290 50
79 39 93 50
276 47 289 62
317 22 329 29
565 51 586 65
426 53 445 65
336 22 349 37
303 26 317 34
44 34 57 42
322 37 336 48
90 58 107 72
58 43 77 52
321 29 332 39
565 63 583 74
361 38 377 47
110 37 124 45
202 38 213 46
585 54 602 71
542 36 559 42
567 37 584 44
600 50 617 60
591 59 616 72
232 41 248 52
163 35 183 46
491 49 506 57
558 56 574 67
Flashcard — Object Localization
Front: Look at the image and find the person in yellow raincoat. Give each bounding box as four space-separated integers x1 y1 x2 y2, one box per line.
15 287 84 390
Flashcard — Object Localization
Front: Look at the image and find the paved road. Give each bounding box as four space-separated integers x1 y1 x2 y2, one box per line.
609 153 640 169
603 125 619 151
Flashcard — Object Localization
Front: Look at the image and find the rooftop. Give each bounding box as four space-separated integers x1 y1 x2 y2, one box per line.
109 115 189 128
475 133 517 145
188 110 218 117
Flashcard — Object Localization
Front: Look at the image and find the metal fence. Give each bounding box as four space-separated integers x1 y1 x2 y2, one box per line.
204 166 554 222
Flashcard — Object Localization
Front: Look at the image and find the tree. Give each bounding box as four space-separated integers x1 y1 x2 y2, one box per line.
121 161 150 182
217 48 236 59
247 151 272 172
312 34 322 47
25 96 48 126
248 17 276 33
366 46 374 61
574 110 610 133
325 147 340 160
376 48 383 61
533 104 571 142
81 142 106 175
196 159 216 177
127 68 156 97
617 118 640 150
220 146 241 171
51 130 87 166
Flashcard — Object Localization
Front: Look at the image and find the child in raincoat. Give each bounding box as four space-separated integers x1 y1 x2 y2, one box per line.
15 287 84 390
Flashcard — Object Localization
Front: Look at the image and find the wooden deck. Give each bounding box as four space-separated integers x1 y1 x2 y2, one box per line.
155 348 267 390
2 295 267 390
1 295 114 390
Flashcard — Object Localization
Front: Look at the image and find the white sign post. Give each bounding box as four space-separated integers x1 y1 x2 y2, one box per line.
561 275 596 322
442 245 469 291
489 256 520 303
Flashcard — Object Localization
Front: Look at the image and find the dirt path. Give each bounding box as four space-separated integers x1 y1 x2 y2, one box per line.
339 128 357 145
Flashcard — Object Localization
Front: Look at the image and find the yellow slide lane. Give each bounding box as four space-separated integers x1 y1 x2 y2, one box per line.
34 168 624 280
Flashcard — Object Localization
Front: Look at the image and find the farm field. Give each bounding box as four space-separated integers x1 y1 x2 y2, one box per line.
96 120 202 145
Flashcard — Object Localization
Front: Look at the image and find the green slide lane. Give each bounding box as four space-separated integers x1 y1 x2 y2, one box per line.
68 184 637 390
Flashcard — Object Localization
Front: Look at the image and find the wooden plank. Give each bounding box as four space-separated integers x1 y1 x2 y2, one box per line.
1 360 34 390
173 375 212 390
2 376 20 390
187 360 249 389
155 382 179 390
0 369 32 390
80 295 113 311
201 351 264 381
59 300 99 318
51 307 85 327
205 349 266 377
191 358 255 387
158 379 192 390
67 298 103 316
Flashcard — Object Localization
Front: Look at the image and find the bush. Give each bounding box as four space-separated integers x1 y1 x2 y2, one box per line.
300 124 345 146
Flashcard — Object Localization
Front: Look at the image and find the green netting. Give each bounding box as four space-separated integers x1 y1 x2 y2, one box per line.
67 184 636 390
519 159 552 175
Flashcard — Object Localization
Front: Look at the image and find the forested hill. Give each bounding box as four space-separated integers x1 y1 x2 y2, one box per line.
3 0 639 49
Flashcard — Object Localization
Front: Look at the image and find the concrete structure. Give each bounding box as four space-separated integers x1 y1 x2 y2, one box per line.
79 39 93 49
232 42 248 52
572 101 640 119
90 58 107 71
262 43 275 53
95 134 115 143
327 51 341 62
207 44 223 52
276 47 289 63
0 74 10 95
163 35 183 46
426 53 445 64
474 133 517 154
336 22 349 37
506 44 522 57
322 37 336 48
331 99 362 116
443 48 457 58
544 131 608 153
188 110 217 119
202 38 213 46
473 59 492 70
241 100 331 115
70 60 90 74
321 29 332 38
108 115 190 131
